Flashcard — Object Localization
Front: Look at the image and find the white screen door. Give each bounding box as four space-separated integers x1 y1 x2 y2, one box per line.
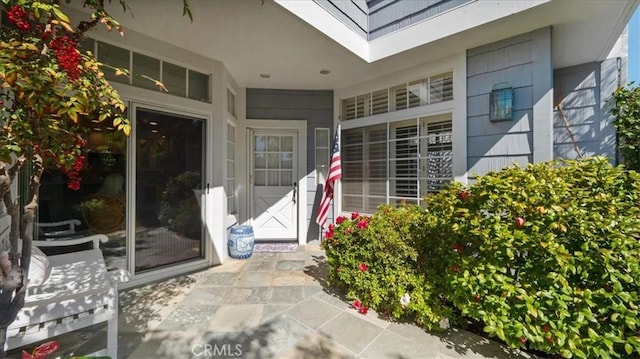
251 131 298 241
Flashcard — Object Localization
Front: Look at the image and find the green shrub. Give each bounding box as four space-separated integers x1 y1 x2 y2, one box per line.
325 157 640 358
428 157 640 358
322 205 453 330
612 84 640 171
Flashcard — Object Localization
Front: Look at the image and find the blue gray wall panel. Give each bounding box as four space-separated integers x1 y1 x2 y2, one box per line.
313 0 473 40
467 33 536 176
553 59 621 162
246 88 334 242
466 27 552 177
314 0 368 38
367 0 474 40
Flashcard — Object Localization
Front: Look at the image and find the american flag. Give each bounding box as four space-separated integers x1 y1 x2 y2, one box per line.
316 125 342 229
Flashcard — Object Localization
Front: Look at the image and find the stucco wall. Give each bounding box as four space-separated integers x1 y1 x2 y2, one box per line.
246 89 334 242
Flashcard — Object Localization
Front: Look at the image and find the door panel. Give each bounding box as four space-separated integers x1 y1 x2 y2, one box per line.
251 132 297 240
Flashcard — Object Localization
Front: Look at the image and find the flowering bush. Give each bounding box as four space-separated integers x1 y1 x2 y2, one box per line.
431 157 640 358
322 205 453 331
325 157 640 358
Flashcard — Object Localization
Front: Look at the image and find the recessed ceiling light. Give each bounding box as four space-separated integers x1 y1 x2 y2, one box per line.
151 129 158 133
260 74 271 79
320 69 331 75
149 121 158 126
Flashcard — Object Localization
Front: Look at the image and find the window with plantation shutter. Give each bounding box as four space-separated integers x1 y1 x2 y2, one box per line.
392 85 408 111
390 123 418 203
371 89 389 115
342 98 356 120
357 94 371 118
340 71 453 121
342 114 453 213
419 117 453 196
430 72 453 103
408 79 427 108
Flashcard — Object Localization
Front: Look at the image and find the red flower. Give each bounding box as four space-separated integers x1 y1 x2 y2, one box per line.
357 220 368 229
351 212 359 220
336 216 346 224
324 230 334 239
352 299 362 309
515 217 525 228
22 340 60 359
520 337 527 345
359 262 368 272
358 305 368 314
451 243 464 252
459 190 470 201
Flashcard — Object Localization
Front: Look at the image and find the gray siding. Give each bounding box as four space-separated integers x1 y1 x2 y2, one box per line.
368 0 473 40
246 89 334 242
553 59 620 162
466 28 552 177
313 0 473 40
314 0 368 38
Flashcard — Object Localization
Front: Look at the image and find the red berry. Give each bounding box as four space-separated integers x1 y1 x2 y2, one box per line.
515 217 525 228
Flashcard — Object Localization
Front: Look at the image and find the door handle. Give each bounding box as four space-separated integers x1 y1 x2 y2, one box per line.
292 182 297 204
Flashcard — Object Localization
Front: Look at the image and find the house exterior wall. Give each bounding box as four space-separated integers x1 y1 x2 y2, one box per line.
367 0 474 40
314 0 368 38
246 89 334 242
313 0 474 40
553 59 622 162
466 27 553 178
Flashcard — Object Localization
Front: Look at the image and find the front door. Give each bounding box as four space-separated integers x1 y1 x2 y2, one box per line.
250 131 298 241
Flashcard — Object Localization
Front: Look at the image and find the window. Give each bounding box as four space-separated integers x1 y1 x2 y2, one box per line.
226 123 237 214
132 52 160 90
227 90 236 117
97 41 130 84
341 72 453 120
93 40 211 102
342 125 387 213
315 128 330 185
163 62 187 97
342 114 453 213
188 70 209 102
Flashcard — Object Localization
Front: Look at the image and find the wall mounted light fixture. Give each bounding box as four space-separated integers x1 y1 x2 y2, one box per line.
490 83 514 121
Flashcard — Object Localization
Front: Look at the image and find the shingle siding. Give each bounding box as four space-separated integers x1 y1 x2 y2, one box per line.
553 59 621 161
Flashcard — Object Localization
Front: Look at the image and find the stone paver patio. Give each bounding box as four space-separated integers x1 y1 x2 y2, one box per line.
114 245 538 359
7 245 539 358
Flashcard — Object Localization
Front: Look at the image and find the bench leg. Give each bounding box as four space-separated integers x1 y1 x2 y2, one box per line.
107 291 119 359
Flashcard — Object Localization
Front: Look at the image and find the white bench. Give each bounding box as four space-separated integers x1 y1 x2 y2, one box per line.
4 233 130 358
35 219 82 239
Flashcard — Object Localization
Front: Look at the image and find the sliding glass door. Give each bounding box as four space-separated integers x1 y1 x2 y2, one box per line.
134 108 205 272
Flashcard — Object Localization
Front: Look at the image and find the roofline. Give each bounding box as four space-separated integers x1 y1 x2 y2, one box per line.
275 0 551 63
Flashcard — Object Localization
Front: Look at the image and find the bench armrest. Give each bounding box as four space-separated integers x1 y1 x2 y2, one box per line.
34 234 108 250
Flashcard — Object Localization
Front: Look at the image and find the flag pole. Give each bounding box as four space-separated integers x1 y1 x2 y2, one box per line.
316 121 342 241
